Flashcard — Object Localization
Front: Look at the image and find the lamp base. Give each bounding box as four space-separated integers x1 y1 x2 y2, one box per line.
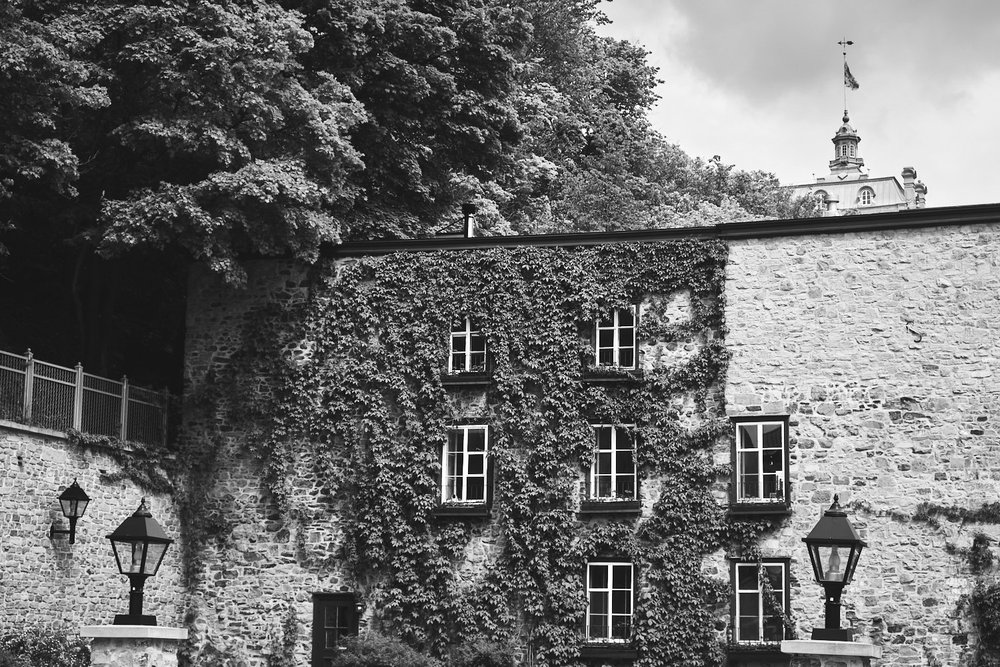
113 614 157 626
811 627 854 641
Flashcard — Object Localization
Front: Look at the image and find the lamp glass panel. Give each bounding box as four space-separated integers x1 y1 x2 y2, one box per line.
814 545 847 582
143 542 169 575
844 545 863 584
60 498 89 519
111 538 148 575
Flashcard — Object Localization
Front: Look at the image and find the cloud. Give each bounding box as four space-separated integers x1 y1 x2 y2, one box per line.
602 0 1000 107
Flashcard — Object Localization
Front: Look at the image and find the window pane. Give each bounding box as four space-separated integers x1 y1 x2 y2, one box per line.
597 477 612 497
469 352 486 371
470 333 486 353
618 350 634 368
764 565 784 590
616 450 634 473
611 590 632 614
588 613 608 639
740 475 759 499
467 455 484 475
449 430 462 452
763 449 782 473
466 478 485 501
763 616 784 641
590 590 608 612
738 425 758 449
467 429 486 451
452 336 467 352
738 616 760 642
598 349 615 365
736 565 756 590
618 309 634 326
589 565 608 588
762 423 782 447
619 329 634 348
612 565 631 589
597 427 612 450
740 452 759 474
597 452 612 475
449 452 464 476
616 476 635 499
762 474 779 499
611 616 631 639
599 330 614 347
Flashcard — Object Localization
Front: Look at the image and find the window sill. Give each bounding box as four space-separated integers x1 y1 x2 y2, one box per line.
579 500 641 516
580 643 637 660
433 503 490 518
728 501 791 518
581 368 643 384
441 372 491 387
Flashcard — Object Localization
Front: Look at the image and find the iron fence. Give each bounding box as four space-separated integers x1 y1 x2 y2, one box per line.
0 348 169 447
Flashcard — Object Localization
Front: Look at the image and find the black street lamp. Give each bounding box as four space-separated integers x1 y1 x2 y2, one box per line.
107 498 174 626
50 479 90 544
802 494 866 641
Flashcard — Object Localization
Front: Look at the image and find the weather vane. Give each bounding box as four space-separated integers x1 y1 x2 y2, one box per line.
838 39 859 116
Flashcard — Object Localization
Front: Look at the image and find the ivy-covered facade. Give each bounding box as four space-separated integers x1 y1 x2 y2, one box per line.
175 204 1000 666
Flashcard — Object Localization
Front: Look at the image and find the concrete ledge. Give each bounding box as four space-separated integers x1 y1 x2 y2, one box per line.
781 639 882 658
0 419 68 440
80 625 188 640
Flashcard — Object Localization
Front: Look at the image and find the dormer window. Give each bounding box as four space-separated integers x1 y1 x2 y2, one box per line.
449 318 487 373
595 307 637 369
859 187 874 206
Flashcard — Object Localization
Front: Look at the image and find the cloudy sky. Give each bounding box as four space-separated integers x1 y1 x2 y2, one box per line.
596 0 1000 208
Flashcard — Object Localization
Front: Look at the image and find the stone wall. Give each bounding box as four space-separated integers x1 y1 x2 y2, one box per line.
723 223 1000 665
182 260 351 666
0 420 184 633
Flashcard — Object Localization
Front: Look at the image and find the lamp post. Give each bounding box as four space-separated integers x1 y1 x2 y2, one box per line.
802 494 866 641
107 498 174 626
50 479 90 544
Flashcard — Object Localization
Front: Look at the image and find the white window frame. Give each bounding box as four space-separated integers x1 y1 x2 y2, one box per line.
595 307 637 369
589 425 637 501
733 561 788 644
441 425 488 504
448 317 487 373
859 187 874 206
734 419 787 505
586 561 634 642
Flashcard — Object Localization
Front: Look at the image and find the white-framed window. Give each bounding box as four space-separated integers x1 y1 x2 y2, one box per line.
449 318 487 373
859 187 874 206
586 561 634 641
733 418 787 505
733 561 788 644
441 425 488 504
595 307 637 369
590 425 636 501
849 144 856 157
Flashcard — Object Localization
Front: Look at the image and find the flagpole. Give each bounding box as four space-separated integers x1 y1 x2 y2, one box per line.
839 38 854 116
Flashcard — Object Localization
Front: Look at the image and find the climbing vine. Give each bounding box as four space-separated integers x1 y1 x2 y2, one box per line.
238 240 776 664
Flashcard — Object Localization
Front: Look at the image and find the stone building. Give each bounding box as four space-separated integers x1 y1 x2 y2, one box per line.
786 113 928 216
3 202 999 667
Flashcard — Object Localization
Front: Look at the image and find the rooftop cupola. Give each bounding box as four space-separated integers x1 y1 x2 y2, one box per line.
829 111 864 174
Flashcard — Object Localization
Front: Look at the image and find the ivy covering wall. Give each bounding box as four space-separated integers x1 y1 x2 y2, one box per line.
239 240 772 665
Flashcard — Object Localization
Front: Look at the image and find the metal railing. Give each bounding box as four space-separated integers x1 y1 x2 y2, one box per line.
0 349 169 447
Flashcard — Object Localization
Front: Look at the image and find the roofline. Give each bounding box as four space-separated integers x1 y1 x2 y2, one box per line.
785 175 904 189
325 203 1000 257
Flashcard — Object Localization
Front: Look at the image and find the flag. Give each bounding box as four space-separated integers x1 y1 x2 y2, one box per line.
844 62 860 90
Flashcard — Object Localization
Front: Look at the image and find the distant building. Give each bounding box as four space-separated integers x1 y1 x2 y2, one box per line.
787 112 927 215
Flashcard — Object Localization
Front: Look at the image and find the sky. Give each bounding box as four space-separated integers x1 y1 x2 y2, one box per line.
595 0 1000 208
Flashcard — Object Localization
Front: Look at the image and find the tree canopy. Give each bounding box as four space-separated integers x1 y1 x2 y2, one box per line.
0 0 810 386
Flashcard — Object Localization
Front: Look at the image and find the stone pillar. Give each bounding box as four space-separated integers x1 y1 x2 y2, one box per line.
781 639 882 667
80 626 189 667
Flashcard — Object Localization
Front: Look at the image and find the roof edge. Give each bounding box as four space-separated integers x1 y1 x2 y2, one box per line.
325 203 1000 257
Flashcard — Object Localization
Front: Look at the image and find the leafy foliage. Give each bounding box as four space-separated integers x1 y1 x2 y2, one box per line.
226 241 757 664
0 628 90 667
329 633 443 667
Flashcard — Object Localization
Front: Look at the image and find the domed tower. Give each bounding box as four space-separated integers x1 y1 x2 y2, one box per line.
829 112 864 174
